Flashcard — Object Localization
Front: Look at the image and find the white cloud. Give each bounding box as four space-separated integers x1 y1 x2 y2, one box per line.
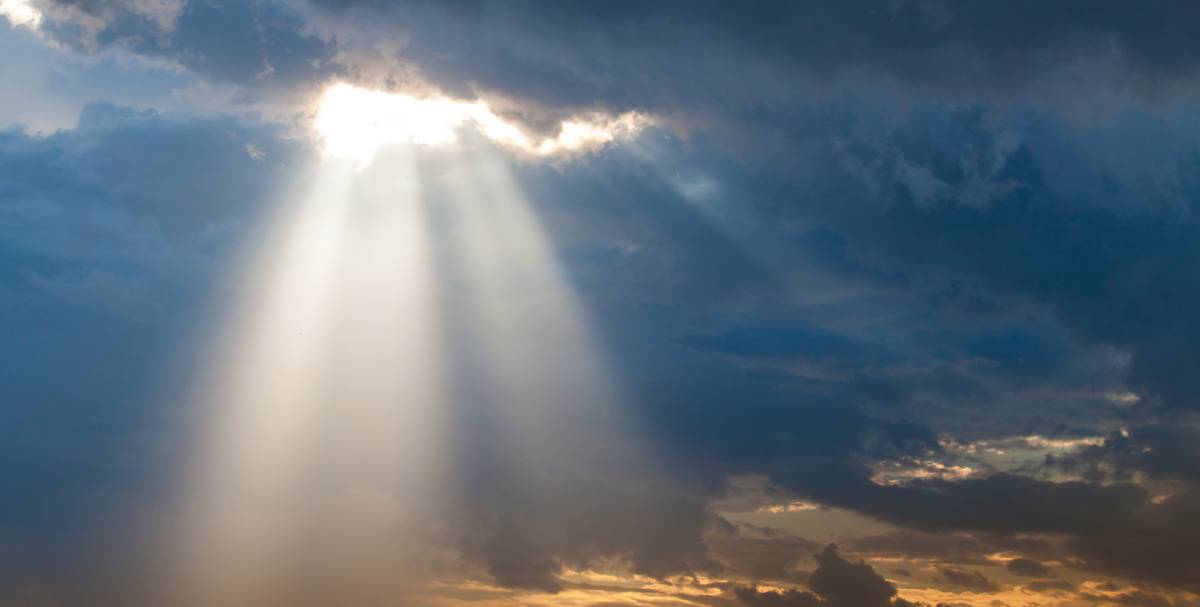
0 0 41 29
313 82 650 167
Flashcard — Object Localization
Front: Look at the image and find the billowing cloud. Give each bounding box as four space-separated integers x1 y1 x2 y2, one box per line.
303 0 1200 114
736 545 914 607
33 0 335 99
0 101 308 604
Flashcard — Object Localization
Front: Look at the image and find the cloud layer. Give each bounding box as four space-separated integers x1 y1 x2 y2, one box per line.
4 2 1200 606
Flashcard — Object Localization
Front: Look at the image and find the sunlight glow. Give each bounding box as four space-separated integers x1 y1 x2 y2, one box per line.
0 0 41 28
172 154 450 605
314 82 649 166
167 138 660 605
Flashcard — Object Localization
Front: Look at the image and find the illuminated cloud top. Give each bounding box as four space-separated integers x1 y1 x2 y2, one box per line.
314 82 649 166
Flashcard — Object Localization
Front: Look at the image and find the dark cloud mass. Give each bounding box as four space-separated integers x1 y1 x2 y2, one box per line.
0 101 308 603
1005 557 1052 578
736 545 914 607
936 567 999 593
307 0 1200 111
40 0 335 94
4 1 1200 605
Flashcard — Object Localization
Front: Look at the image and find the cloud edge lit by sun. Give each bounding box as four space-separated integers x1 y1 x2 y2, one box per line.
313 82 651 167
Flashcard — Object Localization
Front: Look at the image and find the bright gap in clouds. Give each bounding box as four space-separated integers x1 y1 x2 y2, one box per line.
314 82 649 166
0 0 41 29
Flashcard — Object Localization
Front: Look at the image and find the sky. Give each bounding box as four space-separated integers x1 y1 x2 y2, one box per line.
2 1 1200 606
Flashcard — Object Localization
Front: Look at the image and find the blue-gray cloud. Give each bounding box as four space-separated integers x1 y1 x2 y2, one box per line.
0 103 307 602
39 0 335 94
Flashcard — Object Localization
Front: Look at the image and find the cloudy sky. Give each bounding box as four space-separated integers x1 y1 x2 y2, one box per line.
3 1 1200 606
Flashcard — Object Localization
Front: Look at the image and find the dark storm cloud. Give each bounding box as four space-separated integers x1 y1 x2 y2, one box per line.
808 545 902 607
847 531 1055 567
1065 486 1200 593
826 474 1147 536
306 0 1200 115
707 523 822 583
510 117 1129 441
402 113 1153 591
1035 425 1200 590
809 469 1199 592
936 567 998 592
787 105 1200 415
0 103 307 603
1005 557 1052 578
39 0 335 92
504 120 1189 593
38 1 1200 125
347 94 1200 595
735 545 913 607
1052 423 1200 484
679 326 884 365
736 587 822 607
11 0 1200 601
1069 588 1200 607
582 103 1200 417
495 98 1200 589
445 456 716 591
1024 579 1073 593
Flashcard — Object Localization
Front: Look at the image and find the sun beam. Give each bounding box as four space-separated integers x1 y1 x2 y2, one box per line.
166 85 660 605
169 149 454 605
